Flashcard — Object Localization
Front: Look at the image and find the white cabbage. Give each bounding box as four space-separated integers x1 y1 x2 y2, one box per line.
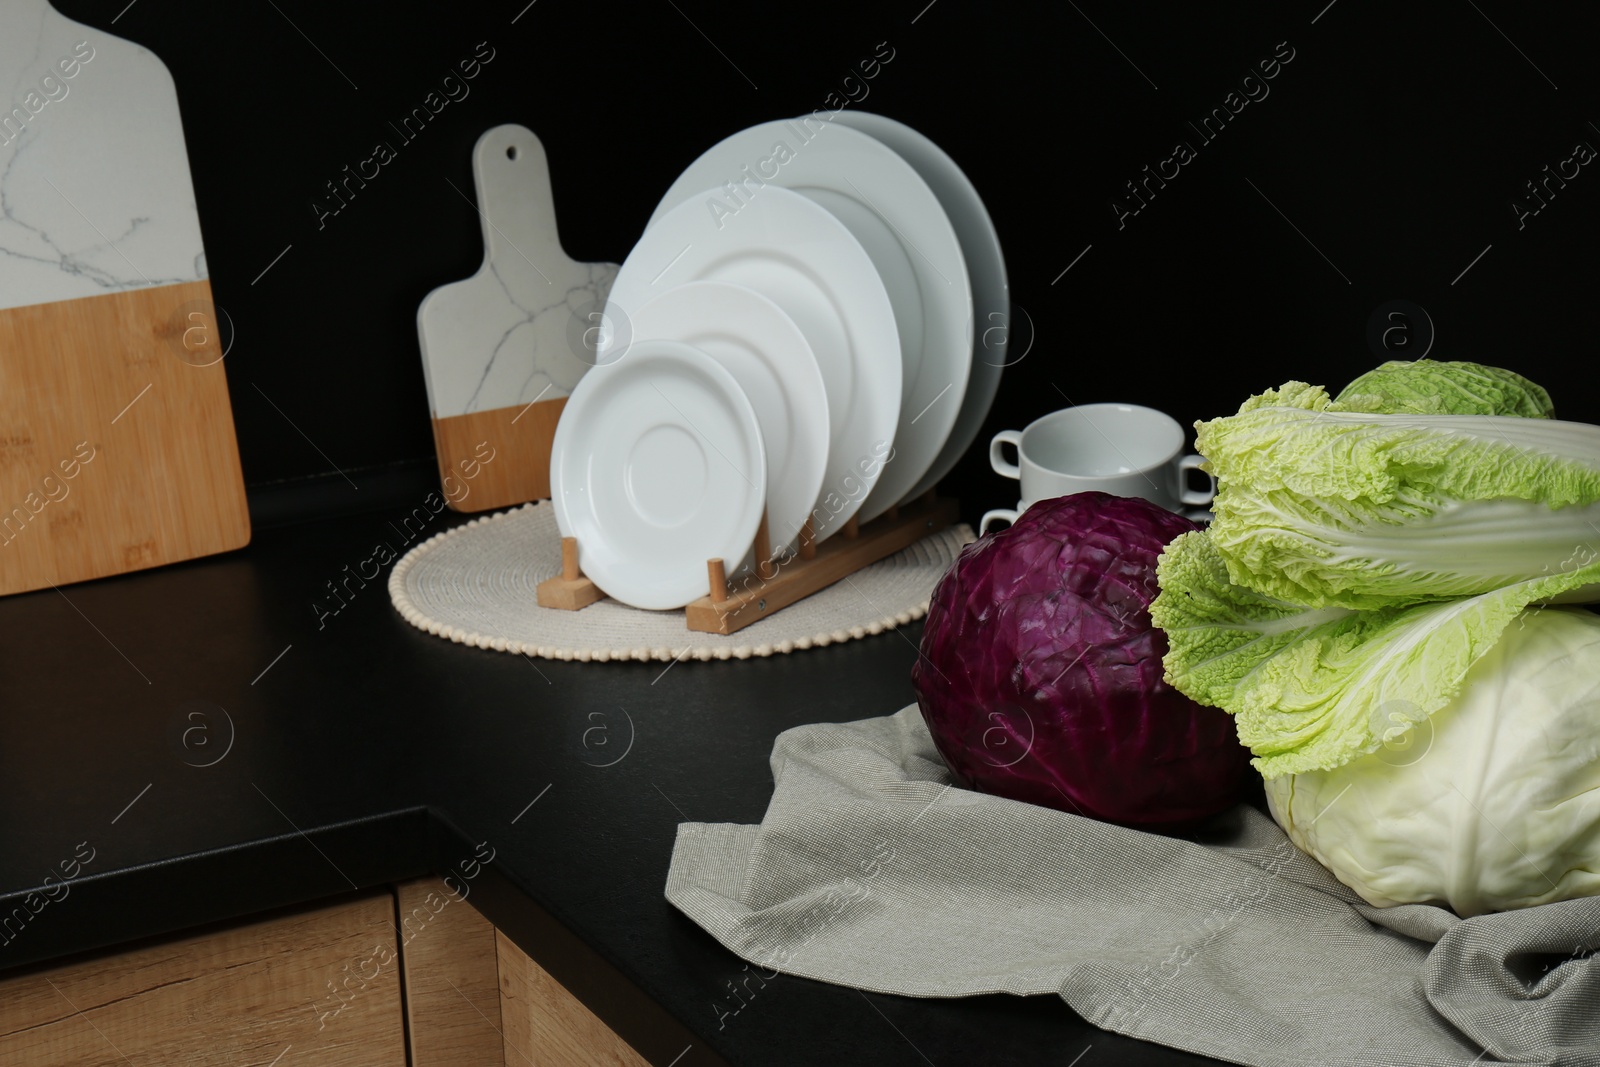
1263 607 1600 916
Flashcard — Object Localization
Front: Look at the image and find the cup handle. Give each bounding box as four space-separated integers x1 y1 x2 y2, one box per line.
1178 454 1216 506
990 430 1022 480
980 507 1020 535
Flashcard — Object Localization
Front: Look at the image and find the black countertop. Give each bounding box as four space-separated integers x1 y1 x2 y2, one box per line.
0 508 1220 1066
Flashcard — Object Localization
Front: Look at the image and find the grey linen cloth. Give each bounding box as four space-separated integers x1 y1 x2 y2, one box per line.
665 705 1600 1067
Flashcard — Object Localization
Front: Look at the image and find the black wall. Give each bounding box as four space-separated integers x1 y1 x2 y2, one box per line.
53 0 1600 524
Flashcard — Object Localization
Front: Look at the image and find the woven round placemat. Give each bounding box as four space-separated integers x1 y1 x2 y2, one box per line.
388 502 974 662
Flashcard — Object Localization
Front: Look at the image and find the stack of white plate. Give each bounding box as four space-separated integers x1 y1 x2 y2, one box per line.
549 113 1009 611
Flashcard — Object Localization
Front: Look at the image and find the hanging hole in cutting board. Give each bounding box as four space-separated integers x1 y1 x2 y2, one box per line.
506 145 518 160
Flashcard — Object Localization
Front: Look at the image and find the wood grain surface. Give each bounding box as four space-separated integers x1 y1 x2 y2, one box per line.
684 494 959 634
0 893 406 1065
497 929 648 1067
0 280 250 595
431 396 565 513
397 878 506 1065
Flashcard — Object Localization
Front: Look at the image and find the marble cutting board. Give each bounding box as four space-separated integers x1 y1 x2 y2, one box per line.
418 123 617 512
0 0 249 596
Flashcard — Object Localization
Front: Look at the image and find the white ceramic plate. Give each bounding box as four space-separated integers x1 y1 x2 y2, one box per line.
550 339 766 611
599 280 829 554
647 119 972 523
609 185 899 540
832 111 1009 505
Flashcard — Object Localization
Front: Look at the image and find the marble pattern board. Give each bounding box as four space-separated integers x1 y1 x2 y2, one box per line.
418 124 618 419
0 0 207 312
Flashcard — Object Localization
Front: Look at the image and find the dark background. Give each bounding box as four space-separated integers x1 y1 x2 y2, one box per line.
51 0 1600 527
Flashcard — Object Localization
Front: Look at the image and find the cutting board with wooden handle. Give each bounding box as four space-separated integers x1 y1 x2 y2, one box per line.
418 124 617 512
0 0 249 596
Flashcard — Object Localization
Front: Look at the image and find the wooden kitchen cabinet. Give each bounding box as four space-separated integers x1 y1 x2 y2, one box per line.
395 878 505 1065
0 892 407 1065
395 878 649 1066
0 880 649 1066
497 929 649 1067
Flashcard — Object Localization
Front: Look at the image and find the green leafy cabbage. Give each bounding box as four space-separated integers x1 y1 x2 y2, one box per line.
1151 529 1600 777
1153 359 1600 913
1197 386 1600 609
1331 358 1554 417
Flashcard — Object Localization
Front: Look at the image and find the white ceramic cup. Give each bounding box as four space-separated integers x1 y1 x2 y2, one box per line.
988 403 1214 518
980 499 1032 535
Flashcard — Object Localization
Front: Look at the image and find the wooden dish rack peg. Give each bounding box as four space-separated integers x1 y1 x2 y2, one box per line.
537 536 606 610
536 492 960 636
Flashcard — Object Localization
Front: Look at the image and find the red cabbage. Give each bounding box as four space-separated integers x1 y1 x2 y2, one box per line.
913 492 1251 828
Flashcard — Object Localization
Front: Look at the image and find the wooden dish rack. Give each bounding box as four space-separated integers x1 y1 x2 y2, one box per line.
537 492 960 635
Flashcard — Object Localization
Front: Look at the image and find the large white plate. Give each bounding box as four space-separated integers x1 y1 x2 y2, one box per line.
609 185 899 540
550 339 766 611
833 112 1009 505
647 119 972 523
599 280 829 555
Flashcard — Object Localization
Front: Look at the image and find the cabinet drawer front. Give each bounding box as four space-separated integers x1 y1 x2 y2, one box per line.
0 893 406 1066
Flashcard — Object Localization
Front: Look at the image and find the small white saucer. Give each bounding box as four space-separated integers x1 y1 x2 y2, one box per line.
550 339 766 610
